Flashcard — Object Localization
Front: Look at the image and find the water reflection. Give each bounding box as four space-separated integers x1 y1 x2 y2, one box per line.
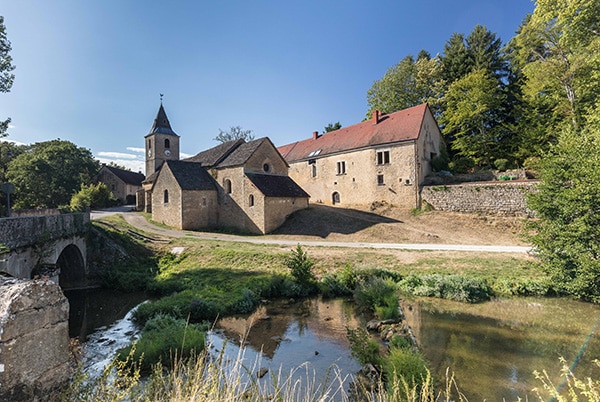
209 298 363 399
402 297 600 401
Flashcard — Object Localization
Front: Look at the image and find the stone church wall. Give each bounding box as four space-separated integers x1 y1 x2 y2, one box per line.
0 279 70 400
421 181 538 216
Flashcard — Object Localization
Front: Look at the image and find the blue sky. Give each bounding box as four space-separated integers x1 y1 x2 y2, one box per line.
1 1 535 174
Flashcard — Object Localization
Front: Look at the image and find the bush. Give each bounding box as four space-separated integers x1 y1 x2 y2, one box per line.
399 274 493 303
388 335 412 351
383 348 429 391
117 314 206 372
494 158 509 172
347 326 382 367
285 244 316 285
354 277 399 319
70 182 117 211
449 157 475 174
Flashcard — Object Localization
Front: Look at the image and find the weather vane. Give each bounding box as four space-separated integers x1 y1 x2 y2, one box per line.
160 93 164 103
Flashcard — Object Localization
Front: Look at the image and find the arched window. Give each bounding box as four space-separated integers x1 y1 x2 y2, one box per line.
164 138 170 149
224 179 232 194
163 189 169 203
332 192 340 205
249 194 254 207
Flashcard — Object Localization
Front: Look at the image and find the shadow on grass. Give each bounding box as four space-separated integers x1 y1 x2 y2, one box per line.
273 204 402 238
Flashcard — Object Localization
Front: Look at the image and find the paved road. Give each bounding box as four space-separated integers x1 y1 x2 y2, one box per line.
92 208 532 254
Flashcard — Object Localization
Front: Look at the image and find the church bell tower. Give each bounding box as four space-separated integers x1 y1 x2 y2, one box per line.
145 101 180 175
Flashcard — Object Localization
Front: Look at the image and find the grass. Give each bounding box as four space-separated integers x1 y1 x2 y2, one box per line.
60 342 600 402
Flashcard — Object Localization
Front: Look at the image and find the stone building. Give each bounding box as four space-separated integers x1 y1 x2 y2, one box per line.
278 103 443 209
139 104 309 234
95 165 144 205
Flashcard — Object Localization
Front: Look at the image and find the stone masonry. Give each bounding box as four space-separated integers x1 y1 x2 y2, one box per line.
0 279 70 400
421 181 538 217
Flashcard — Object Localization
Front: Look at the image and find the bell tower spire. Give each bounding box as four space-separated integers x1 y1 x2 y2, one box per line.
145 97 180 175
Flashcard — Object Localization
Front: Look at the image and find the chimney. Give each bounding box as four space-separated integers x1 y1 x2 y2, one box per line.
372 110 380 124
313 131 320 140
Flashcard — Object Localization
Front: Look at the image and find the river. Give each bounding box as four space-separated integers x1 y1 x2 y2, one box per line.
66 290 600 400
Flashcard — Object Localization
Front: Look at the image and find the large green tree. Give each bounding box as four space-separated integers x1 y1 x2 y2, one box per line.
6 140 100 209
514 0 600 131
0 16 15 138
366 52 442 116
528 123 600 301
440 68 507 166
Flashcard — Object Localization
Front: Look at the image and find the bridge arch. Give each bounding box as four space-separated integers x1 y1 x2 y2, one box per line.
56 244 86 288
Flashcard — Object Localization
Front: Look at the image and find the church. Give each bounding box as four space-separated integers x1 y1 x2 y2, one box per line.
137 104 309 234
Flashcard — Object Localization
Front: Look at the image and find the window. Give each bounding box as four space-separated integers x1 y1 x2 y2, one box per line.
311 164 317 178
377 150 390 165
202 197 207 206
377 175 385 186
163 189 169 203
224 179 232 194
263 163 270 172
249 194 254 207
164 138 170 149
336 161 346 175
332 192 340 205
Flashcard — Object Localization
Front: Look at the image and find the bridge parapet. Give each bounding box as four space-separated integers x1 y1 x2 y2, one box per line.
0 212 90 250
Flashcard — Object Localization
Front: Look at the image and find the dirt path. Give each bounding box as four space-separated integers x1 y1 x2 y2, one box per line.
113 208 531 254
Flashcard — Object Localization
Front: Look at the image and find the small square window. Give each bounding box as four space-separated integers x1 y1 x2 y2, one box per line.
337 161 346 175
377 174 384 186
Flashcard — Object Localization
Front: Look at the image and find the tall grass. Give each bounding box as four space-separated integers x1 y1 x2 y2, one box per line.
61 344 600 402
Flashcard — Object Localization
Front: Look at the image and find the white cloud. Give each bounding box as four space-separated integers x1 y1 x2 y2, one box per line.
96 156 145 174
181 152 194 158
97 151 138 160
127 147 145 153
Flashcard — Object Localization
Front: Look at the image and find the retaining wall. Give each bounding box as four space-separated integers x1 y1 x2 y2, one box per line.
421 181 538 217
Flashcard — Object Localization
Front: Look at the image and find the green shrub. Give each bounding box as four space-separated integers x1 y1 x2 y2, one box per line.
383 348 429 391
388 335 412 351
70 182 117 211
117 314 206 372
354 277 399 319
319 273 353 298
494 278 553 297
347 326 382 367
230 288 258 314
399 274 493 303
285 244 316 285
449 157 475 174
494 158 509 172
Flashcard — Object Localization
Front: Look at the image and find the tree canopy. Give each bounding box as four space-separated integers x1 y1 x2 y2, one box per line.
324 122 341 133
6 140 100 209
0 16 15 138
214 126 255 143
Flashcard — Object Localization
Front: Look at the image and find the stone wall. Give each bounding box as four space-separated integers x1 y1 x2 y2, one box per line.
421 181 538 216
0 213 90 250
0 279 70 400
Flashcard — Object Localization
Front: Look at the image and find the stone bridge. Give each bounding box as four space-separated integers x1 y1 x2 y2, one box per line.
0 213 90 288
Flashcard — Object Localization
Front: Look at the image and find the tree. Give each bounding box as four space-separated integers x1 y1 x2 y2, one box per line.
440 68 507 166
324 122 341 133
527 123 600 301
513 0 600 131
214 126 255 143
6 140 100 209
366 54 442 115
70 182 116 211
0 16 15 138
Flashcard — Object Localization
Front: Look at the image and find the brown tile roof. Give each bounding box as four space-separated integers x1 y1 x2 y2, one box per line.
164 160 217 191
246 173 310 198
184 139 244 167
278 103 429 162
102 165 145 186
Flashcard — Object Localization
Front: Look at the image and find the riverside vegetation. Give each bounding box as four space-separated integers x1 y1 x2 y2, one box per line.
57 214 600 401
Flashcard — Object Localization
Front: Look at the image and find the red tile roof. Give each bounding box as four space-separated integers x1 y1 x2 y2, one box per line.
278 103 429 162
